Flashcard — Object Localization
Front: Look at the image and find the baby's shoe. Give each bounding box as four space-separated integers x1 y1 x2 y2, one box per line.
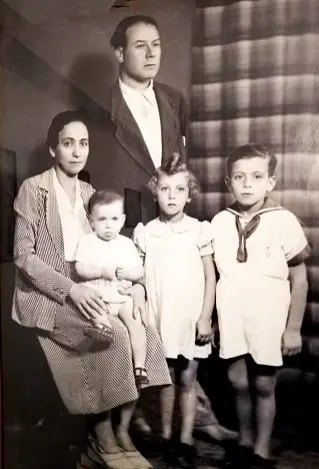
134 367 149 386
83 324 114 345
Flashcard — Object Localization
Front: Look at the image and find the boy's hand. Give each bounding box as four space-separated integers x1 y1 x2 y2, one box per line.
282 329 302 356
102 265 116 280
196 318 213 344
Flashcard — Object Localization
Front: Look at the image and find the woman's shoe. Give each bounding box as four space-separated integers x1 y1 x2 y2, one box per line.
83 325 114 345
86 434 133 469
118 448 153 469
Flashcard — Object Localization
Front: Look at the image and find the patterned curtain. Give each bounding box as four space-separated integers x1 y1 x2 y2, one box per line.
189 0 319 359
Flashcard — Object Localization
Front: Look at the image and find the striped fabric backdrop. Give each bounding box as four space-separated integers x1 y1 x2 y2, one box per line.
189 0 319 362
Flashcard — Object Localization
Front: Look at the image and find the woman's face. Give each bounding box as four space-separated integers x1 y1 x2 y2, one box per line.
50 121 89 177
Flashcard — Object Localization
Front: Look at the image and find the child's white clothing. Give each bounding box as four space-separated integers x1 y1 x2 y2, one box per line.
133 215 213 360
75 232 142 315
211 200 310 366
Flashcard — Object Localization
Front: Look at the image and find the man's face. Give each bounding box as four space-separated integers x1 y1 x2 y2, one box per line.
117 22 161 85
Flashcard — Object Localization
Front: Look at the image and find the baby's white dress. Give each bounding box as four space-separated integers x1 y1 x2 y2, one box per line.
133 215 213 360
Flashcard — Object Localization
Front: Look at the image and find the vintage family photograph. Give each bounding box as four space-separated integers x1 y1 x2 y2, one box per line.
0 0 318 468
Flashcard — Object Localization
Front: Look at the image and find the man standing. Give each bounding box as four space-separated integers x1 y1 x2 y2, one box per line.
86 15 186 228
86 14 236 443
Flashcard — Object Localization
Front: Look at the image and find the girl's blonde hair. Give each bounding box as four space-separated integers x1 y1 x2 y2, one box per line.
147 152 200 198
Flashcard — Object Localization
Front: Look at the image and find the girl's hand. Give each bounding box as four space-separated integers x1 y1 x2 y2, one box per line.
68 284 108 320
196 318 213 344
282 329 302 356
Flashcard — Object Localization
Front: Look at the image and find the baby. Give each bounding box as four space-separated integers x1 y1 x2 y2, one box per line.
75 190 148 385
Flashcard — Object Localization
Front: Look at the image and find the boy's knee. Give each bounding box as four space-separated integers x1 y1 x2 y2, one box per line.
254 375 276 397
228 369 249 392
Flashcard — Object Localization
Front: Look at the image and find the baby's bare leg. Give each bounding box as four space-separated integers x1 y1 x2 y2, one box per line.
118 297 147 378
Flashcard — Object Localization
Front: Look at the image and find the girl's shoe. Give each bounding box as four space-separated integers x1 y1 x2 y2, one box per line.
177 442 197 468
221 443 254 469
160 436 178 464
250 454 277 469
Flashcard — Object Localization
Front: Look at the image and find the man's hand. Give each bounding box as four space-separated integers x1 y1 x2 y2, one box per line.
196 317 213 344
119 283 147 326
282 329 302 356
68 284 108 320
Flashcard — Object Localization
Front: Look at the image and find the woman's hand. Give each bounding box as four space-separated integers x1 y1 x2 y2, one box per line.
68 284 108 320
119 283 147 326
196 317 213 344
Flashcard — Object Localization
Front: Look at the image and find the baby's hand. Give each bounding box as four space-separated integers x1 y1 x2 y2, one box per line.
282 329 302 356
102 265 116 280
116 266 140 281
196 318 213 344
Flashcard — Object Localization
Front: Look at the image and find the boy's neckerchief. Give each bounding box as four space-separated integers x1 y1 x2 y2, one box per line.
226 198 283 263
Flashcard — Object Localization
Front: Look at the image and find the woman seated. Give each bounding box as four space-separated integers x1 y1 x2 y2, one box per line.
12 110 171 469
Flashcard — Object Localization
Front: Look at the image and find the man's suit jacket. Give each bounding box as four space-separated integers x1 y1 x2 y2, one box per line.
12 168 95 331
84 81 187 227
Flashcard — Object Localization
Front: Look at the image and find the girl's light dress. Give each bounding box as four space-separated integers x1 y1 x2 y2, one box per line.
133 215 213 360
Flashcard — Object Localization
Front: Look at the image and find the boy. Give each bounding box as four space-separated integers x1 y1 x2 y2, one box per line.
75 190 148 385
211 144 310 468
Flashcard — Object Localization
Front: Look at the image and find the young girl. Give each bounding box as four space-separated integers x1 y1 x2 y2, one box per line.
133 153 216 467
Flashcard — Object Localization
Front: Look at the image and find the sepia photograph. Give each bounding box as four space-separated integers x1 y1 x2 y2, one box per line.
0 0 318 468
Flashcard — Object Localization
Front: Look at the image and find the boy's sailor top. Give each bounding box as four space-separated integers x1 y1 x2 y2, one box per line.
211 198 310 281
210 198 311 366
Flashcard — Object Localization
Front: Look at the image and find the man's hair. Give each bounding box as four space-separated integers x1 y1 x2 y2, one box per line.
46 110 89 149
226 143 278 177
88 190 124 214
147 152 200 198
110 15 159 50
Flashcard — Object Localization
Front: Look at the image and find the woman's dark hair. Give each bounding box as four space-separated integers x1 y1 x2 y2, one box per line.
110 15 159 50
226 143 278 177
88 190 124 215
147 152 200 198
46 110 90 149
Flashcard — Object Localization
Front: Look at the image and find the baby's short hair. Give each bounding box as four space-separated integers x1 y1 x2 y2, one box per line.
226 143 278 177
147 152 200 197
88 190 124 214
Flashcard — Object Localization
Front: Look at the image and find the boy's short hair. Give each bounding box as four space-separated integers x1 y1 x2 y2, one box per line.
110 15 159 50
226 143 278 177
46 110 89 150
147 152 200 198
88 190 124 214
